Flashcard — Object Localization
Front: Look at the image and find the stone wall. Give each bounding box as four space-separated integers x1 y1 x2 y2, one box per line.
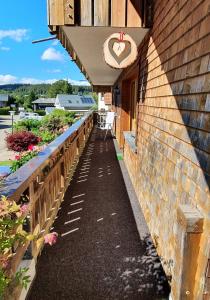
116 0 210 299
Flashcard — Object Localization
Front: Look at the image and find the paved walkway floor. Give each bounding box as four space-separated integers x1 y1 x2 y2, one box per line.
27 128 170 300
0 116 17 161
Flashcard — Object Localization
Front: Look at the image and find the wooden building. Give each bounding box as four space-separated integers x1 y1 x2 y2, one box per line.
47 1 210 299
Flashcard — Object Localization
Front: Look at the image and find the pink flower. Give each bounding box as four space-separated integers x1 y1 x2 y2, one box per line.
20 204 29 214
28 144 34 151
15 155 21 160
44 232 58 246
1 258 9 269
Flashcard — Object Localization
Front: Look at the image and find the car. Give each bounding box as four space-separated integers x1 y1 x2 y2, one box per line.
19 112 42 120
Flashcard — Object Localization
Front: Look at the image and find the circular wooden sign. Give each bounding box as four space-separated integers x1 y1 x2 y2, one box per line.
103 33 138 69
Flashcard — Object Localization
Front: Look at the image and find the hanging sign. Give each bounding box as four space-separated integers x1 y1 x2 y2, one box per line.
103 32 138 69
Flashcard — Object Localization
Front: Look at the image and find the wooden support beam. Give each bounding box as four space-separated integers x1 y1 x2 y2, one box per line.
64 0 75 25
48 0 64 25
111 0 126 27
93 85 112 93
94 0 109 26
127 0 142 27
80 0 92 26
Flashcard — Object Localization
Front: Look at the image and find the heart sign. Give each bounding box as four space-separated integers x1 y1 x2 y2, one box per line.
108 39 131 65
103 33 138 69
113 42 125 56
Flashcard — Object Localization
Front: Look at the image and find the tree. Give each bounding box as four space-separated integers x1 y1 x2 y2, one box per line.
24 91 36 110
48 80 73 97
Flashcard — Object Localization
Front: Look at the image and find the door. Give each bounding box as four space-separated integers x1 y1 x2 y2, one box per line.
130 80 137 132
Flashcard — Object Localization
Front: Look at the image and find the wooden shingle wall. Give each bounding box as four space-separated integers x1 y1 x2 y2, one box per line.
120 0 210 299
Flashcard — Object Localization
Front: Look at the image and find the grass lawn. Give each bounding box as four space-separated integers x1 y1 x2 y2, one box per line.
0 160 12 166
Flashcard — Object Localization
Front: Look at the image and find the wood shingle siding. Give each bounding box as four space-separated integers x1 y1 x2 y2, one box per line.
115 0 210 299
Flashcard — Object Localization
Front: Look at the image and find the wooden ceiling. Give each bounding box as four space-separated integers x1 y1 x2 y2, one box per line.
47 0 152 91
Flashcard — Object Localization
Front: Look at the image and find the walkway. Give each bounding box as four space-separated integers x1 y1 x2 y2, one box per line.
28 128 170 300
0 115 18 161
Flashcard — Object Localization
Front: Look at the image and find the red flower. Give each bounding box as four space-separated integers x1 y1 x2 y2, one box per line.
15 155 21 160
28 144 34 151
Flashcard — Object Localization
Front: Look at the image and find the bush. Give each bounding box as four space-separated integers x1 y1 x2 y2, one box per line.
6 131 40 152
51 109 75 120
41 115 65 133
0 107 11 115
37 131 56 143
11 151 38 172
14 119 42 132
36 110 46 116
41 109 75 133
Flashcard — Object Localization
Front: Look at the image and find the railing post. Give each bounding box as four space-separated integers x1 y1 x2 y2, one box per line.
172 205 204 299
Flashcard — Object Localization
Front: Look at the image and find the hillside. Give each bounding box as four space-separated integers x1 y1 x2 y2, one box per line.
0 83 92 97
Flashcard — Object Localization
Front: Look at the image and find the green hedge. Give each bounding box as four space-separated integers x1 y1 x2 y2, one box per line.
36 110 46 116
0 107 12 115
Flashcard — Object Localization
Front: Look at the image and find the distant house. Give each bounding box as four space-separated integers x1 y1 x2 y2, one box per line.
33 94 95 112
0 94 9 107
55 94 95 111
32 98 56 110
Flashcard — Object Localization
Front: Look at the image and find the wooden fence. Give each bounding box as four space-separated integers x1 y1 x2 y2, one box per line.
0 112 93 275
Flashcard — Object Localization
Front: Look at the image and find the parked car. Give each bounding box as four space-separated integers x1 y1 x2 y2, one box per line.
19 112 42 120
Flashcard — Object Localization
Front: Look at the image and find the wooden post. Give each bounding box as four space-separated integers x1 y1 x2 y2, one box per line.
173 205 204 299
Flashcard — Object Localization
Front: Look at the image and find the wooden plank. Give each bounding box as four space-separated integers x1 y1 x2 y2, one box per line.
127 0 142 27
49 0 65 25
111 0 126 26
64 0 75 25
94 0 109 26
80 0 92 26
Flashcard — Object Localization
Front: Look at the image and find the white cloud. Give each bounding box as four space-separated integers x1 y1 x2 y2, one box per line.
47 69 61 74
69 79 91 86
0 74 17 85
19 77 58 85
41 47 64 62
52 40 59 46
0 74 90 86
0 29 28 42
0 46 10 51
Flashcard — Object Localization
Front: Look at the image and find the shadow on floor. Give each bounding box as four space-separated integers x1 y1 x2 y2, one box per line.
27 128 170 300
0 124 11 130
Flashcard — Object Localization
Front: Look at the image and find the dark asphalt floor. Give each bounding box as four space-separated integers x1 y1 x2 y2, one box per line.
27 128 170 300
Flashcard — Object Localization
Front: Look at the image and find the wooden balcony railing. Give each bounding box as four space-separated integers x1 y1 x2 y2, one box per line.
47 0 153 29
0 112 93 278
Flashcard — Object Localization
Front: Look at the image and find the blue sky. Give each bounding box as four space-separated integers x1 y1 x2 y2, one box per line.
0 1 89 85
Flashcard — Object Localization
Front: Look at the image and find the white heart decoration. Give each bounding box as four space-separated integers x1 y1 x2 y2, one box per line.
113 42 126 57
104 33 138 69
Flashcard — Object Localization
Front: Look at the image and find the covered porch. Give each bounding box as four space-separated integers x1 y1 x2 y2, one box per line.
0 113 169 299
27 125 170 299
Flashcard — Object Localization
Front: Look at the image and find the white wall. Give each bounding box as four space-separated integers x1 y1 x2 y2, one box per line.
98 93 108 111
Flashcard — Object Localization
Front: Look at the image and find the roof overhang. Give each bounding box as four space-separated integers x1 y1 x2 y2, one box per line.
60 26 149 89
